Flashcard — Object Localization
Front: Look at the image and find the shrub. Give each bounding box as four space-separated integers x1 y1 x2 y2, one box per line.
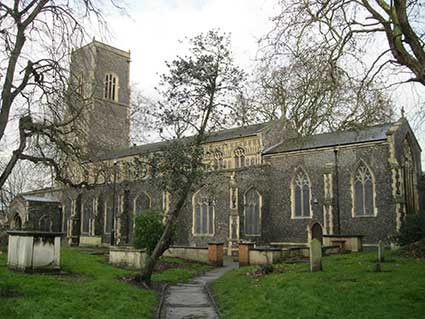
394 213 425 246
134 209 176 254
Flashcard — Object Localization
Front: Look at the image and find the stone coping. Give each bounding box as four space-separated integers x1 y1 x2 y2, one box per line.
323 234 364 238
109 246 146 252
250 247 282 252
7 230 64 237
286 246 309 250
169 245 208 250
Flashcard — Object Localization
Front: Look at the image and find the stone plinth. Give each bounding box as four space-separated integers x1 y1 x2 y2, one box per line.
249 247 282 265
164 246 209 263
239 241 254 266
323 235 364 252
7 230 62 272
208 242 224 266
79 236 102 247
109 246 146 269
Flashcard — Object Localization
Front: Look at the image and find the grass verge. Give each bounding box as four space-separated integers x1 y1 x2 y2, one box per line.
213 251 425 319
0 246 212 319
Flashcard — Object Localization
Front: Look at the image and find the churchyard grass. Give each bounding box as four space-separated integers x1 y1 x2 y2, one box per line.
213 250 425 319
0 247 212 319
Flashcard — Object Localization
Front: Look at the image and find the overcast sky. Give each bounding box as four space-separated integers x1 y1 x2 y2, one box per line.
104 0 277 96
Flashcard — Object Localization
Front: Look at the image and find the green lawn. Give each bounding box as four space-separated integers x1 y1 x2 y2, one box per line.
213 251 425 319
0 247 212 319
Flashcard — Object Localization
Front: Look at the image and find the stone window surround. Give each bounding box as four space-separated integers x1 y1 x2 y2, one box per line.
290 166 313 219
192 188 215 237
132 191 152 229
234 147 246 169
351 159 378 218
243 187 262 236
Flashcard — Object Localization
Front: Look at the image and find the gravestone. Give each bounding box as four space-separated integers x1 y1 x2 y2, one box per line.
310 239 322 272
378 240 385 262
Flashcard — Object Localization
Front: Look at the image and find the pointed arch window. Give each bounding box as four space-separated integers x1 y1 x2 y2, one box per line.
104 73 119 102
193 188 215 235
291 168 311 218
244 188 262 235
234 147 245 169
214 151 224 170
82 199 91 234
352 162 376 217
39 215 52 232
134 192 151 216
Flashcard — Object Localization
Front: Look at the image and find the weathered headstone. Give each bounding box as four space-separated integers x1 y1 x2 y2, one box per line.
309 239 322 272
378 240 385 263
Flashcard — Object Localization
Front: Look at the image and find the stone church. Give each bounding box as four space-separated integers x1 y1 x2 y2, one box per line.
8 41 424 253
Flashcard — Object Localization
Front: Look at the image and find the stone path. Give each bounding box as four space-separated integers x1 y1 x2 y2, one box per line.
160 259 237 319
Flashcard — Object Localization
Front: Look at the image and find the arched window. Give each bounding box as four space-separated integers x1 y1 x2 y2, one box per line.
244 188 261 235
82 199 91 234
104 73 119 101
291 168 311 218
39 215 52 232
63 198 72 232
352 161 375 217
214 151 224 170
193 188 215 235
234 147 245 169
133 192 151 216
13 214 22 230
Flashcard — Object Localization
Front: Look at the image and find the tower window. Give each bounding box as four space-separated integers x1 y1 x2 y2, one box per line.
104 73 119 101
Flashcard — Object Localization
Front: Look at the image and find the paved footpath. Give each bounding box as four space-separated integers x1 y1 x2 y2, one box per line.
160 259 237 319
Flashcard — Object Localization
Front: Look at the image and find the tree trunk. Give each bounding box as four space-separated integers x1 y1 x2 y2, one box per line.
138 182 192 286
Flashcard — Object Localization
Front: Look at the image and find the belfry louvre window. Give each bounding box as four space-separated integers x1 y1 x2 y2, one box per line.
292 168 311 217
104 73 119 101
244 188 261 235
353 162 375 216
193 188 214 235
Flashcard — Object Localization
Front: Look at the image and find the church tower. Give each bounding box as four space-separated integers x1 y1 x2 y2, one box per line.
69 40 131 156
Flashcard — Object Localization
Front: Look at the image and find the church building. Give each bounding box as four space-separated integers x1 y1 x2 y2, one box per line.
8 41 424 254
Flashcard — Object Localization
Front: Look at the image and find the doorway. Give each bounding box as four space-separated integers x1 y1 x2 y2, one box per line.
311 223 323 243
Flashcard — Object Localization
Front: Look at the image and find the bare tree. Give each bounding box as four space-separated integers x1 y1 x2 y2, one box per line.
263 1 425 87
250 51 394 135
137 30 245 285
0 160 51 207
130 86 157 144
0 0 122 193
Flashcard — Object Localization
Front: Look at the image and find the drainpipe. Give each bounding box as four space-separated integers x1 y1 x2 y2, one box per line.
334 148 341 234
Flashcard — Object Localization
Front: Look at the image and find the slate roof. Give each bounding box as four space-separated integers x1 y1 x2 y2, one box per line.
264 122 394 155
96 122 269 161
